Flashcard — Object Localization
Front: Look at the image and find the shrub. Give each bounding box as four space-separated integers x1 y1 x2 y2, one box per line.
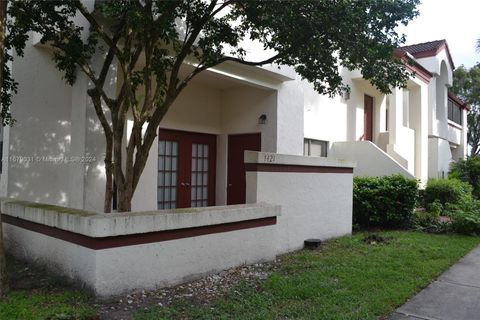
413 208 451 234
450 156 480 199
449 199 480 235
419 178 480 235
353 175 418 229
424 178 473 210
429 200 443 216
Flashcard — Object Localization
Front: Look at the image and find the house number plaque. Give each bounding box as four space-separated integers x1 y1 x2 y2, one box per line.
263 153 276 163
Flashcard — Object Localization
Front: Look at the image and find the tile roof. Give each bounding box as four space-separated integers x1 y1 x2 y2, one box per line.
398 39 455 70
399 40 446 55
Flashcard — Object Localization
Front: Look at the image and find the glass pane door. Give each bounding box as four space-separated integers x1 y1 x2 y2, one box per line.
158 129 216 209
157 140 178 209
191 143 209 207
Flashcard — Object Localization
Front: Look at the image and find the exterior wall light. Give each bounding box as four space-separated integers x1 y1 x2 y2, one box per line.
258 114 267 124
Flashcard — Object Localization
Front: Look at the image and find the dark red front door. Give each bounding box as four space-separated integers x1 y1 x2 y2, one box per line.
227 133 261 205
364 95 374 141
158 129 216 209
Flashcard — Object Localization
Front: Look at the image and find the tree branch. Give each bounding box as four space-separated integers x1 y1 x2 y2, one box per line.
166 0 218 99
87 89 113 138
210 0 236 17
217 52 284 67
98 23 124 88
74 1 122 61
77 61 114 107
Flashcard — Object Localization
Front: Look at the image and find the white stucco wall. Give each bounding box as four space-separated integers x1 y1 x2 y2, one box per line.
161 83 223 134
303 82 349 143
94 224 276 296
220 86 277 151
245 151 354 254
6 1 100 210
276 80 304 155
331 141 414 179
4 224 97 288
2 200 280 297
416 51 453 86
428 137 452 179
7 43 73 206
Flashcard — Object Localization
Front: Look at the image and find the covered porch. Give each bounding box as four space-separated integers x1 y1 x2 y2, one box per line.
130 63 287 212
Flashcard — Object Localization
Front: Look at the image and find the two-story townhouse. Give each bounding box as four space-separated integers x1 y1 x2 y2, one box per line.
305 40 468 185
1 35 467 213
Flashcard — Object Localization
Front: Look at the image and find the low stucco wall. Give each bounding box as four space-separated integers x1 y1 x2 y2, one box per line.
2 151 355 296
2 200 280 297
245 151 355 254
331 141 414 179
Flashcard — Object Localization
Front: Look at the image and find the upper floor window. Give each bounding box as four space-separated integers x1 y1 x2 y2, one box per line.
448 98 462 125
304 139 328 157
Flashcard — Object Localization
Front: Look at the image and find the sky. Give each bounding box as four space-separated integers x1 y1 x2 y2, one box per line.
398 0 480 69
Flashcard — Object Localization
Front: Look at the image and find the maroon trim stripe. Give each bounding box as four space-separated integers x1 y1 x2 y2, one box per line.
245 163 353 174
1 214 276 250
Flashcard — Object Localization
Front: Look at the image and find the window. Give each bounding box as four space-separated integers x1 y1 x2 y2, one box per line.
304 139 328 157
158 140 179 209
448 98 462 125
190 143 209 208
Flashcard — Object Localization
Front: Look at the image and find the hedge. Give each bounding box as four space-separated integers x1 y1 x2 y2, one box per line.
424 178 472 209
353 175 418 228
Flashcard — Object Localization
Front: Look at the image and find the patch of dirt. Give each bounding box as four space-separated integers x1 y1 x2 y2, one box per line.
96 261 279 320
363 233 393 245
8 255 280 320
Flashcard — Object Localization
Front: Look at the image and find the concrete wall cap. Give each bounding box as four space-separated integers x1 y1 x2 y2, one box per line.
0 199 281 238
244 151 356 168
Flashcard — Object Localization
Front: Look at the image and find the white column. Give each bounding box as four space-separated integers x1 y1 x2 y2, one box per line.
67 73 88 209
461 109 468 158
387 87 403 146
409 83 429 186
276 81 304 155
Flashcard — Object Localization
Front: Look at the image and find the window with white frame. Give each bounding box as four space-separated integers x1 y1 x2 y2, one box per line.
303 138 328 157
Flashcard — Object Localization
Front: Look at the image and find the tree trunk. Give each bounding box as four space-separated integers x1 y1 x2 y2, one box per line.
113 131 154 212
86 90 114 213
0 0 8 298
117 188 132 212
103 137 113 213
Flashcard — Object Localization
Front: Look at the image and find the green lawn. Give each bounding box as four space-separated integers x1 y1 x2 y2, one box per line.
135 231 480 320
0 257 96 320
2 231 479 320
0 291 96 320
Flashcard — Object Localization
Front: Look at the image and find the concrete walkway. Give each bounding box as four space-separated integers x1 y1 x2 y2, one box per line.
390 245 480 320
